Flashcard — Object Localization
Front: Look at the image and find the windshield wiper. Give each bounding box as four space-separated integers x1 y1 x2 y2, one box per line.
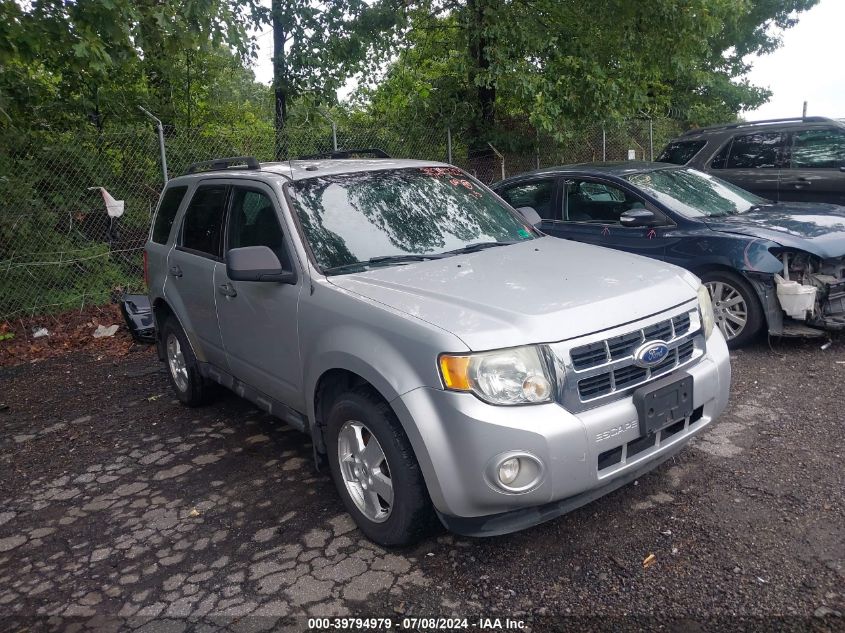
367 253 447 265
322 253 446 276
440 241 516 256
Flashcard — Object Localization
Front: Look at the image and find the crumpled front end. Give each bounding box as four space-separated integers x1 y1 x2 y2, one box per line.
775 251 845 330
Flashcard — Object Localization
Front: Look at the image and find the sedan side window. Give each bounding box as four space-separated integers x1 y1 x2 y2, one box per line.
564 180 648 224
790 128 845 168
227 188 292 269
181 185 228 258
498 179 557 220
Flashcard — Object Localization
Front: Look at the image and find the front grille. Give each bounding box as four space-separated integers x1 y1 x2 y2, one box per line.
571 342 609 370
570 312 690 371
678 339 694 363
576 341 696 403
560 306 704 410
673 313 691 335
578 373 612 399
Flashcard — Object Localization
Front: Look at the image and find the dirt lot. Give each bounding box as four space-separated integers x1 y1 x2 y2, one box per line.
0 333 843 632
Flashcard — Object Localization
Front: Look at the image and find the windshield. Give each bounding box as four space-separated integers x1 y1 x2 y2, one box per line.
625 168 768 218
287 167 537 273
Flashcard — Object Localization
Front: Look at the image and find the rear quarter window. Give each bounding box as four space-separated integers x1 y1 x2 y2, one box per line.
151 186 188 244
656 140 706 165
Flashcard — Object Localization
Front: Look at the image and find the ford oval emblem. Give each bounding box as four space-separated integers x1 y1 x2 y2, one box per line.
634 341 670 368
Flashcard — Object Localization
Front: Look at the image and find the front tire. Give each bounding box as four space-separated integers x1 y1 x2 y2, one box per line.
160 317 215 407
700 270 764 349
326 388 437 546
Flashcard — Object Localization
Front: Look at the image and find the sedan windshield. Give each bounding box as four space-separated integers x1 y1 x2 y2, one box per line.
625 168 767 218
287 167 537 273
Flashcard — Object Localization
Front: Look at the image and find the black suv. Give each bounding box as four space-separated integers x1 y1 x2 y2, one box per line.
658 116 845 206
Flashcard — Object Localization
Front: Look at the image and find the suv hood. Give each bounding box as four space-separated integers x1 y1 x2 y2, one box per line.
704 202 845 259
328 237 699 350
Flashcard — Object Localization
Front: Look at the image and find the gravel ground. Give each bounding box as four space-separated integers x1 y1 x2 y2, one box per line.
0 336 843 632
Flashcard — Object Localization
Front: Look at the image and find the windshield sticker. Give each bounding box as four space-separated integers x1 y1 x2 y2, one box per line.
517 228 532 238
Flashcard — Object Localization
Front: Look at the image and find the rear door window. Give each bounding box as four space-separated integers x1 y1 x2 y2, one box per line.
657 140 705 165
180 184 229 258
151 186 188 244
790 128 845 168
498 179 558 220
713 132 784 169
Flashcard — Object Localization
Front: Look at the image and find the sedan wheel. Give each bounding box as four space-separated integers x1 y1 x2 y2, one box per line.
336 420 393 523
705 280 748 341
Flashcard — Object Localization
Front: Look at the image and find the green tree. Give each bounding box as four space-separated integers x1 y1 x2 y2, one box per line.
267 0 400 158
0 0 264 130
359 0 820 149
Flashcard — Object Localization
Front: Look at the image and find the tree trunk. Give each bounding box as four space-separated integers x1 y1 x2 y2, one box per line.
272 0 288 161
466 0 496 180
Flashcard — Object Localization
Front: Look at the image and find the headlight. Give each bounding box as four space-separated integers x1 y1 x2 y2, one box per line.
698 284 715 339
439 345 554 405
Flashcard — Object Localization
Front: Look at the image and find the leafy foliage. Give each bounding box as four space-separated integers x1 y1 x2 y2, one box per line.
356 0 820 145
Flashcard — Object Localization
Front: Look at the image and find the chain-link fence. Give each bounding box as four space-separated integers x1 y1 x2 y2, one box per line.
0 118 682 321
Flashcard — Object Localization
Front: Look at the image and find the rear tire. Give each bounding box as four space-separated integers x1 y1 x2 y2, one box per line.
326 387 437 546
700 270 764 349
160 317 215 407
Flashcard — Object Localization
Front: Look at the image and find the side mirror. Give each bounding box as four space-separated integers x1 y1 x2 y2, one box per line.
515 206 543 227
620 209 658 228
226 246 296 284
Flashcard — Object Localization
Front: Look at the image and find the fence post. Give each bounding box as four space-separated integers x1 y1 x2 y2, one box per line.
139 107 168 185
317 109 338 151
447 128 453 164
649 119 654 161
488 142 505 181
602 126 606 162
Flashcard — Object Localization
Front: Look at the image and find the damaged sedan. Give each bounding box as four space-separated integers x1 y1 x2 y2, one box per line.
494 163 845 347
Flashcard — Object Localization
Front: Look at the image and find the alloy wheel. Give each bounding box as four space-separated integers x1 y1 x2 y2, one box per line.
166 333 189 392
337 420 393 523
705 280 748 341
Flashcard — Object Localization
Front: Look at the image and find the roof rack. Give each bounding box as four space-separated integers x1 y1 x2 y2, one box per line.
682 116 837 136
185 156 260 174
682 116 836 136
297 148 391 160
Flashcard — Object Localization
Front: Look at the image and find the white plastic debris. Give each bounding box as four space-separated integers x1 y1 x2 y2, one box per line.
32 327 49 339
92 324 119 338
774 274 817 320
87 187 125 218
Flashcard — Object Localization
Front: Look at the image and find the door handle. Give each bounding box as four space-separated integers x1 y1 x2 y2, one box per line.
168 265 183 278
218 283 237 298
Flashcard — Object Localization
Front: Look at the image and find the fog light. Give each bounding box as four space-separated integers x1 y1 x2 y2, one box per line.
498 457 521 485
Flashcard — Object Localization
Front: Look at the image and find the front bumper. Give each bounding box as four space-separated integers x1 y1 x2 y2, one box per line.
392 330 731 536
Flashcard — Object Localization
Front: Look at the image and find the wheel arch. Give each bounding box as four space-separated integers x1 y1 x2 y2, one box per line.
309 364 399 457
696 266 770 344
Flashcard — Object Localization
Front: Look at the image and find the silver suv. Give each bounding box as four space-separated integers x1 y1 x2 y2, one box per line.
145 156 731 546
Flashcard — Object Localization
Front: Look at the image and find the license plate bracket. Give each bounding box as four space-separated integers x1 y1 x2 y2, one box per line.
634 373 694 436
